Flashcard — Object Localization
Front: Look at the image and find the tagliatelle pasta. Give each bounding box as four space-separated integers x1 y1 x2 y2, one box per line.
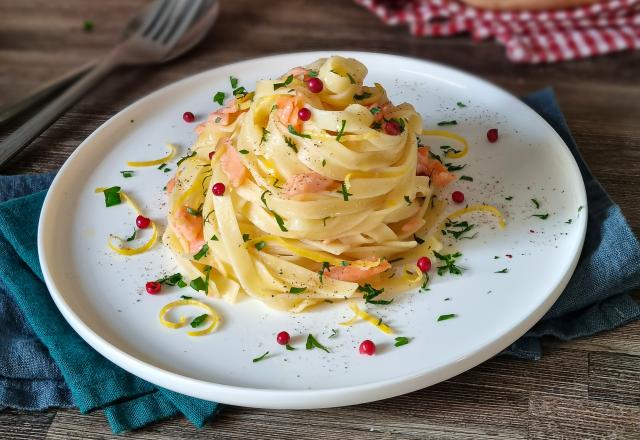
163 56 486 312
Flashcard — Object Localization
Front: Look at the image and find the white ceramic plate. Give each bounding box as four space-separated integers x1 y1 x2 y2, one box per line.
38 52 587 409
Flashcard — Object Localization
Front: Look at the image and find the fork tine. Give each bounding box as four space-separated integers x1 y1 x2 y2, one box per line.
145 0 178 40
137 0 171 37
162 0 203 46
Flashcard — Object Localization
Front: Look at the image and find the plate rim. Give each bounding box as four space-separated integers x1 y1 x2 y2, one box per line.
38 50 588 408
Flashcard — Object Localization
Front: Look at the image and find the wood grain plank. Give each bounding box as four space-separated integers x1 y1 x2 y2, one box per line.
589 352 640 405
0 408 57 440
46 383 529 439
450 346 588 398
528 393 640 439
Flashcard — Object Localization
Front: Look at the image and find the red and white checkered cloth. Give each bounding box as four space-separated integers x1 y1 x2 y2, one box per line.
355 0 640 63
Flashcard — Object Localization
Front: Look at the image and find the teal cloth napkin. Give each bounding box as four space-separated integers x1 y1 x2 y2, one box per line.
0 186 220 432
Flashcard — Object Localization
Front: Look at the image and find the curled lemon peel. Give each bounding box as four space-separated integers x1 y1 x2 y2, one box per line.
159 299 221 336
95 187 158 256
402 264 423 284
339 302 395 334
438 204 507 233
421 130 468 159
126 143 176 167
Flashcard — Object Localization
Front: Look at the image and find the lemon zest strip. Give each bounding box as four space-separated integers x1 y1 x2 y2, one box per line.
126 143 176 167
159 299 221 336
421 130 468 159
339 302 394 334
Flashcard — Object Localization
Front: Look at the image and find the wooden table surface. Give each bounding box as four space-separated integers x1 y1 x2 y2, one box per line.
1 0 639 438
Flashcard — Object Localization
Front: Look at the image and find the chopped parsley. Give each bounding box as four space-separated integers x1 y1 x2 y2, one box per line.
230 76 238 89
531 198 540 209
239 149 249 154
83 20 94 31
495 268 509 273
125 229 136 242
394 336 410 347
442 219 477 240
370 107 381 115
459 175 473 182
389 117 405 133
328 328 338 339
505 196 513 201
456 102 467 108
120 170 134 178
336 120 347 142
446 163 466 172
260 190 271 209
404 195 412 206
252 351 270 363
307 70 319 77
260 128 270 145
180 295 192 300
533 213 549 220
284 137 298 153
322 216 329 226
357 284 392 305
189 276 207 292
437 313 457 322
353 91 372 100
371 121 382 130
305 334 330 353
340 182 352 201
318 261 330 283
289 286 307 294
273 74 294 90
288 124 311 139
565 219 573 224
177 151 196 166
213 91 225 105
254 241 266 251
433 251 463 276
156 273 187 288
347 73 356 84
210 234 218 241
437 120 457 126
102 186 122 207
232 86 247 97
413 234 425 245
322 159 326 167
440 145 461 155
242 233 251 242
578 205 584 212
285 344 295 351
193 243 209 261
186 204 203 217
190 314 208 328
273 211 288 232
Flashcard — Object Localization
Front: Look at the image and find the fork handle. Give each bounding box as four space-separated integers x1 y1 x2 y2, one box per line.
0 56 119 167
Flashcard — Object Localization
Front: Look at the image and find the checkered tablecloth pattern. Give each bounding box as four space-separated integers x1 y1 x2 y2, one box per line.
356 0 640 63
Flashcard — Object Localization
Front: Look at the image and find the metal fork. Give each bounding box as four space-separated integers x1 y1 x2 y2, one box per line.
0 0 204 167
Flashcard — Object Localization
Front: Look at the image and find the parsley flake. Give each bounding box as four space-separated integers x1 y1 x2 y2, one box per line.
413 234 425 245
180 295 192 300
459 175 473 182
156 273 187 288
288 124 311 139
404 195 412 206
531 198 540 209
273 74 294 90
83 20 94 31
189 277 207 292
260 128 270 145
273 211 288 232
437 120 457 126
433 251 463 276
289 286 307 294
120 170 134 178
495 268 509 273
456 102 467 108
533 213 549 220
357 284 392 305
442 219 477 240
347 73 356 84
336 120 347 142
353 91 372 100
193 243 209 261
305 334 330 353
125 229 136 242
437 313 457 322
252 351 270 363
285 344 295 351
239 149 249 154
254 241 266 251
394 336 410 347
190 314 208 328
102 186 122 208
328 328 338 338
340 182 352 201
284 137 298 153
177 151 196 166
505 196 513 201
213 91 225 105
230 76 238 89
